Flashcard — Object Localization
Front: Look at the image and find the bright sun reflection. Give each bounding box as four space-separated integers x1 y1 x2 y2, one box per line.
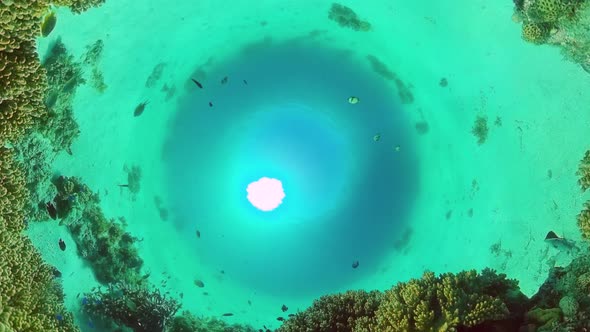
246 177 286 211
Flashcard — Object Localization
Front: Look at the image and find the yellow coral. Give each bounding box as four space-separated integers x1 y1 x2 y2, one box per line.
522 22 549 44
577 201 590 239
576 150 590 192
0 147 27 233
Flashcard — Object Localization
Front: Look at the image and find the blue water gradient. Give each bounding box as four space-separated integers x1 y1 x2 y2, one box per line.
163 40 419 297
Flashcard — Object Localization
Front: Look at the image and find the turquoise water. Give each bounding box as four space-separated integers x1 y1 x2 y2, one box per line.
10 0 590 331
164 41 418 297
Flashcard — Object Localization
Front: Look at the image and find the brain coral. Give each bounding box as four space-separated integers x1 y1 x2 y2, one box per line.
522 22 549 44
530 0 565 22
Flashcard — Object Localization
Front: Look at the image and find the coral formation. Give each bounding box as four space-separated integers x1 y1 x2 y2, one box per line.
512 0 590 70
53 176 143 284
168 311 258 332
369 269 524 331
576 149 590 191
577 200 590 239
277 290 383 332
328 3 372 31
82 282 181 332
522 22 550 44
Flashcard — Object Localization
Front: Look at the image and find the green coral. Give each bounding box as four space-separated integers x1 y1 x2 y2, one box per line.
576 149 590 192
522 22 550 44
371 269 521 331
82 282 181 332
277 290 383 332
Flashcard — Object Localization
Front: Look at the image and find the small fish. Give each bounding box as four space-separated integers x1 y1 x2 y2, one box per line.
55 314 63 322
196 230 201 238
194 279 205 288
439 77 448 87
203 292 209 295
51 266 62 278
179 292 184 299
281 304 288 312
373 134 381 142
221 76 228 84
277 317 284 321
191 78 203 89
76 293 80 299
545 231 580 253
243 79 248 85
209 101 213 107
348 96 359 104
352 260 359 269
58 239 66 251
133 100 149 117
222 313 234 317
41 10 57 37
118 184 129 188
288 314 295 317
46 201 57 220
220 270 225 274
248 300 252 305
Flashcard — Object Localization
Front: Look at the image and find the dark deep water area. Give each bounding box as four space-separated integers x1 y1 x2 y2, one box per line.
162 40 420 297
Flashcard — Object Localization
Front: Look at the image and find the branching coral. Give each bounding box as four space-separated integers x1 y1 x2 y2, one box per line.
277 290 383 332
168 311 258 332
577 201 590 239
82 282 181 332
370 269 524 332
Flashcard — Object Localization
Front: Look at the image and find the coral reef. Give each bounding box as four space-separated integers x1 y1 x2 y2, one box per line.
513 0 590 69
277 290 383 332
368 269 525 331
576 149 590 191
53 176 143 284
82 282 181 332
471 115 489 145
146 62 166 88
328 3 372 31
577 200 590 239
167 311 258 332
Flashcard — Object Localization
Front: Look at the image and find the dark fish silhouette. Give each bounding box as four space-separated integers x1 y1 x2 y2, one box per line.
352 260 359 269
46 201 57 220
133 100 149 117
196 230 201 238
545 231 580 253
191 78 203 89
194 279 205 288
243 79 248 85
203 292 209 295
288 314 294 317
51 266 62 278
118 184 129 188
281 304 288 312
58 239 66 251
222 313 234 317
209 101 213 107
248 300 252 305
221 76 228 84
276 317 284 321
